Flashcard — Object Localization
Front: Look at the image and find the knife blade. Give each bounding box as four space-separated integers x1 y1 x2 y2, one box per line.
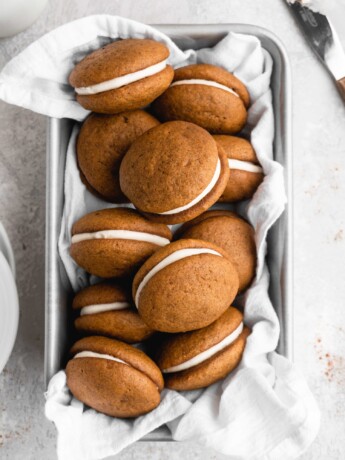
286 0 345 103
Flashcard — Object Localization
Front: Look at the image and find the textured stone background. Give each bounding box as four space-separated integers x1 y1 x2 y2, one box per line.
1 0 345 459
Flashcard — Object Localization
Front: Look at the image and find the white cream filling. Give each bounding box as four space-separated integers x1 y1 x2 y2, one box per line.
163 322 244 373
75 59 167 95
228 159 263 174
170 79 239 98
73 351 128 366
71 229 170 246
80 301 131 316
158 159 221 216
135 248 222 307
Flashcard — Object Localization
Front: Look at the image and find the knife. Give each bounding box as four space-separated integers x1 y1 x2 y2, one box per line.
286 0 345 103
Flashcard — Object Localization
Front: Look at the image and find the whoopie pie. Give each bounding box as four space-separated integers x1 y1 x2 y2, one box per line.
77 110 159 202
73 282 154 343
214 135 264 202
69 39 174 114
155 307 250 390
120 121 229 224
132 239 239 333
152 64 249 134
70 207 172 278
66 336 163 418
176 210 256 292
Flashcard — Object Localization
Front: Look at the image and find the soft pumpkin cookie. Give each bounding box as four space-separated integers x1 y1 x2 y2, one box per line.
152 64 249 134
70 208 172 278
66 336 163 418
73 282 154 343
69 39 174 114
214 135 264 202
176 210 256 292
77 110 159 202
132 239 239 333
155 307 250 390
120 121 229 224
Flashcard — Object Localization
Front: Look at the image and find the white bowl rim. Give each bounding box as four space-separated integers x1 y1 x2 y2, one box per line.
0 222 16 277
0 251 19 374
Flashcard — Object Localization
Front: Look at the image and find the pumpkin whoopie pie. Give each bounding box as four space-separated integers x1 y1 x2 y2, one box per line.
77 110 160 203
176 210 256 292
119 121 229 224
152 64 249 134
70 207 172 278
66 336 164 418
69 39 174 114
214 135 264 202
73 282 154 343
154 307 250 390
133 239 239 333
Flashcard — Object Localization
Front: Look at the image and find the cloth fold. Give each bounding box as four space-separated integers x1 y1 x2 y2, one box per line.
0 15 320 460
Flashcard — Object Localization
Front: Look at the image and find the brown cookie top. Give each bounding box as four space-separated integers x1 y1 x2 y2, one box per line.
72 282 154 343
77 111 160 202
74 308 154 344
213 135 258 162
71 207 172 240
78 167 113 202
119 121 229 219
140 144 229 225
70 208 172 279
66 336 163 417
152 65 248 135
75 66 174 115
67 357 160 417
213 135 264 202
155 306 244 370
133 238 234 298
133 238 239 332
69 39 170 88
70 336 163 390
163 327 250 391
72 281 131 310
173 64 250 107
176 210 256 292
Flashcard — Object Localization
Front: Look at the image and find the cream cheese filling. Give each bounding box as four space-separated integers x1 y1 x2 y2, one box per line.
163 322 244 373
158 159 221 216
80 301 131 316
75 59 167 95
73 351 128 366
228 159 263 174
71 229 170 246
135 248 222 307
170 79 239 97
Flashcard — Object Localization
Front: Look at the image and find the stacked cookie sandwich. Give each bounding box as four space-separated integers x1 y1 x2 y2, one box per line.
65 37 264 418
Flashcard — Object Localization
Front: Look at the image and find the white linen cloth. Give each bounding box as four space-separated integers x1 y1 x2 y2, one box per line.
0 15 320 460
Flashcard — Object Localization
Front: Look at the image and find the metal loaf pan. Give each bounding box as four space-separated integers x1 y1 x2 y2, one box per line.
45 24 292 442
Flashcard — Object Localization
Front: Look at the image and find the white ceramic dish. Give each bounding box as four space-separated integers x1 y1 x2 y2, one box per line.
0 0 48 38
0 222 16 277
0 251 19 374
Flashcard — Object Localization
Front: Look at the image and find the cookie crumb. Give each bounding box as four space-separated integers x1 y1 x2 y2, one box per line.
334 229 343 241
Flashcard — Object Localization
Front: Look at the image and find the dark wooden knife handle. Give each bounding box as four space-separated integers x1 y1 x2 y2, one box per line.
336 77 345 104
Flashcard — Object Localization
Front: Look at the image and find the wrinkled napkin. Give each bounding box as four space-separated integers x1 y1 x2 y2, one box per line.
0 15 320 460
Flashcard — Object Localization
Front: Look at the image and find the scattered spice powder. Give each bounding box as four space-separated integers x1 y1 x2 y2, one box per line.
315 335 345 384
